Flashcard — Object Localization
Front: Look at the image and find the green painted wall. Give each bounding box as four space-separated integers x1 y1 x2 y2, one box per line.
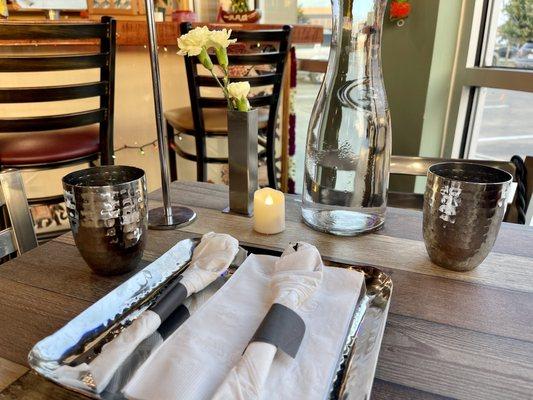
381 0 462 192
415 0 463 193
382 0 441 191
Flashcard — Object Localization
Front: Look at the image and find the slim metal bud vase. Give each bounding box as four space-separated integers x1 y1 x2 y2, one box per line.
227 109 258 216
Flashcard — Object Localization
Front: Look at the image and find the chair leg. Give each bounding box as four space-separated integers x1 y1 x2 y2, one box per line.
195 133 207 182
266 133 277 189
166 121 178 182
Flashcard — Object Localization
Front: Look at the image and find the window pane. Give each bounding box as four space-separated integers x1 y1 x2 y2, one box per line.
484 0 533 69
294 0 331 63
292 0 331 192
468 88 533 160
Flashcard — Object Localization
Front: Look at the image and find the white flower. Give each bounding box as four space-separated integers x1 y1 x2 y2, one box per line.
208 29 237 49
227 81 251 100
227 82 251 111
177 26 211 56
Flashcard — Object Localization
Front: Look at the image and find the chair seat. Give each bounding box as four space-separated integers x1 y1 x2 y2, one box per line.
165 107 269 134
0 125 100 166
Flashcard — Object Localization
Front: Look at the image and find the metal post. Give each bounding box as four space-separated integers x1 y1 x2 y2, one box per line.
145 0 196 229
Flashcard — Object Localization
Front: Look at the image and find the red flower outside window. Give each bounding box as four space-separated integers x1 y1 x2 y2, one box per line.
390 0 411 23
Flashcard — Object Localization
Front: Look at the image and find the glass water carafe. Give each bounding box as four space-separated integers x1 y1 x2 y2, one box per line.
302 0 391 236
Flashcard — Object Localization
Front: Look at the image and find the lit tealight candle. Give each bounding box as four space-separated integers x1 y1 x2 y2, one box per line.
253 188 285 234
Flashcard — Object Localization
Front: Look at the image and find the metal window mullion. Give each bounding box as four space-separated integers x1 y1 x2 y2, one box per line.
480 0 502 67
442 0 482 157
464 88 488 159
462 68 533 92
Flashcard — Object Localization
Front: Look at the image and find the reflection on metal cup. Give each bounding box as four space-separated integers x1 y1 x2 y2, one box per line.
423 162 512 272
62 166 148 275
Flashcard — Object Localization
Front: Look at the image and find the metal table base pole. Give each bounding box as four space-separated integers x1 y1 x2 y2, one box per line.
144 0 196 230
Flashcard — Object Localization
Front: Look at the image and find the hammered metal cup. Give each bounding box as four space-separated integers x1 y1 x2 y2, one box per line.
63 166 148 275
423 162 512 272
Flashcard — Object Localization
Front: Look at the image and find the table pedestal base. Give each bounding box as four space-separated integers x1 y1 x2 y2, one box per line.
148 206 196 230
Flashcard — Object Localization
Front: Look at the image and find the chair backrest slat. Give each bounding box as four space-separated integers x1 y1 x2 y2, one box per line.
199 94 273 109
229 30 290 41
192 52 286 66
0 23 109 40
0 53 108 72
196 74 280 87
0 109 106 133
0 82 108 103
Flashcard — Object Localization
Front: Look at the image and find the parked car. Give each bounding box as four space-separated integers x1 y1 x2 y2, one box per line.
495 45 519 59
492 45 519 67
514 41 533 69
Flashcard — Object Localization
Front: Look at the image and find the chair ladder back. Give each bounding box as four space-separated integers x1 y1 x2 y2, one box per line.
0 17 116 165
180 22 290 110
0 170 38 260
179 22 292 187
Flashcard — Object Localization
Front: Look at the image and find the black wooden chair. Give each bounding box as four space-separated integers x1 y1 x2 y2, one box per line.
0 17 116 206
166 22 292 188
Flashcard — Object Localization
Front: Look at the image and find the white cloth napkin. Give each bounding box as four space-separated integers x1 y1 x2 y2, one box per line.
123 252 364 400
54 232 239 393
212 242 323 400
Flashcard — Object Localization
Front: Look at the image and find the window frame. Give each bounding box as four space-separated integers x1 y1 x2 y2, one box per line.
443 0 533 159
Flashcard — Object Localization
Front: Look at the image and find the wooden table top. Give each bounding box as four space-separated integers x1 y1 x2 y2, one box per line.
0 181 532 399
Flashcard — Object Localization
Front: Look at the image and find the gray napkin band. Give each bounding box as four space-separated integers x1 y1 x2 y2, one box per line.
250 303 305 358
157 304 190 340
150 281 188 322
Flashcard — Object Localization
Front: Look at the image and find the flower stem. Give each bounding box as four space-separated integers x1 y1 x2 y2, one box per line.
208 69 232 109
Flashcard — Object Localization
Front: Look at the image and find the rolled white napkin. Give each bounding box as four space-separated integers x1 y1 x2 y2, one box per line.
55 232 238 393
123 250 363 400
179 232 240 296
212 242 323 400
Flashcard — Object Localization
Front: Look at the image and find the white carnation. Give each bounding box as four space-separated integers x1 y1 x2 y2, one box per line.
208 29 237 49
177 26 211 56
227 81 251 100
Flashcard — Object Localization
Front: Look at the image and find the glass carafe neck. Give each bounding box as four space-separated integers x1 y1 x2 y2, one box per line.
330 0 387 80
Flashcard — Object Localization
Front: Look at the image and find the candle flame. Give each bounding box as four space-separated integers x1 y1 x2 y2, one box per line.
265 195 274 206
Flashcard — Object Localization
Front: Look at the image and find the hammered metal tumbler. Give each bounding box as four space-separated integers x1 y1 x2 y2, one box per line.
423 162 512 271
63 166 148 275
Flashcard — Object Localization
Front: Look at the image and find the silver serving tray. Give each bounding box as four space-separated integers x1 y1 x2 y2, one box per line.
28 238 392 400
